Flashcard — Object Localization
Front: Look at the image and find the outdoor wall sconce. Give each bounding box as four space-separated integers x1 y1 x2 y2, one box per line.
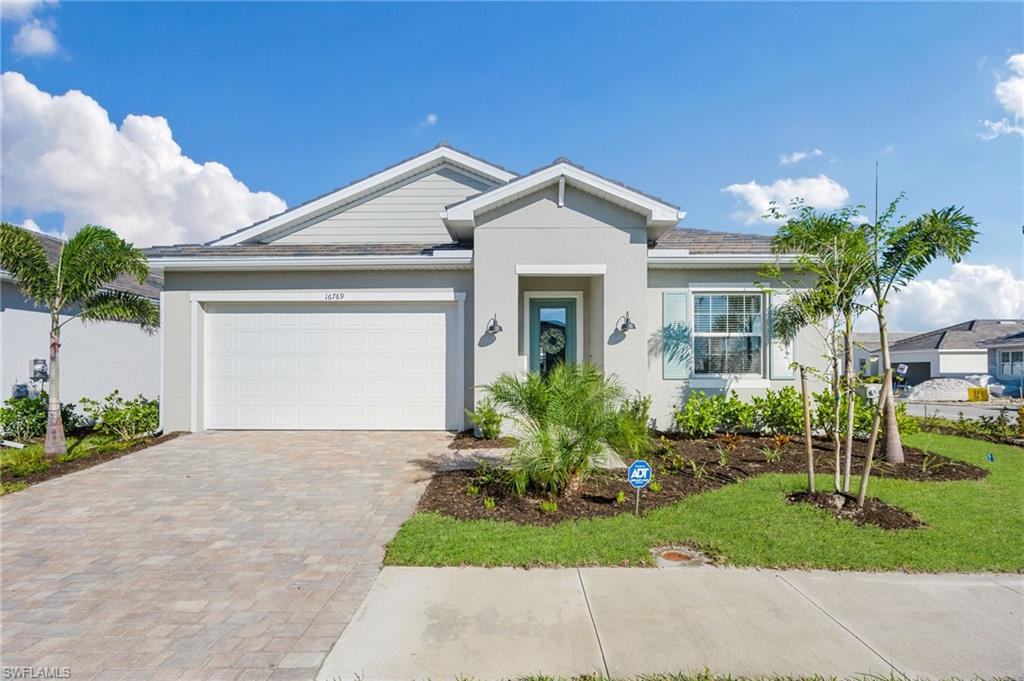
617 312 636 333
486 314 503 334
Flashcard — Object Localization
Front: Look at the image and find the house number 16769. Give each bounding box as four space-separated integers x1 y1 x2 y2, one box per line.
324 292 345 301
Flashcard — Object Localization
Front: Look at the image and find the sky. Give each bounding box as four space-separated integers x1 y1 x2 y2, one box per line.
1 1 1022 332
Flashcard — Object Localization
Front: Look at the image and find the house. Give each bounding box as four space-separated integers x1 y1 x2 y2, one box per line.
1 227 162 404
146 145 825 433
861 319 1024 386
850 332 918 376
980 329 1024 396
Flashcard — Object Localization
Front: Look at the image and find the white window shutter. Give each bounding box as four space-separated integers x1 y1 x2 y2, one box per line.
769 292 795 379
663 291 691 379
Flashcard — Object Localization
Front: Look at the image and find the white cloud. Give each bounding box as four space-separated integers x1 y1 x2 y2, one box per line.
863 263 1024 331
979 53 1024 140
19 218 45 234
778 148 823 166
423 113 438 126
0 0 54 21
1 71 286 246
12 17 57 56
723 174 850 224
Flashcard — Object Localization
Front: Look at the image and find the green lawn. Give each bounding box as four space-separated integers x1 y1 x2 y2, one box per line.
0 432 143 494
386 432 1024 571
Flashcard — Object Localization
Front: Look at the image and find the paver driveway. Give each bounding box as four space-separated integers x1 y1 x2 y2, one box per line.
1 430 451 681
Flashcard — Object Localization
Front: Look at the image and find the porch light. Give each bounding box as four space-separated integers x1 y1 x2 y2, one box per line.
618 312 636 333
486 314 503 334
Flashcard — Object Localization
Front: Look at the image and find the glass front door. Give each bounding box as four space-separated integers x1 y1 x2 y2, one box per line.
529 298 577 375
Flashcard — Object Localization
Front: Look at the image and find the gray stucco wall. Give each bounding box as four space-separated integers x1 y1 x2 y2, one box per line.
646 269 828 430
160 270 473 432
471 184 650 415
1 280 160 405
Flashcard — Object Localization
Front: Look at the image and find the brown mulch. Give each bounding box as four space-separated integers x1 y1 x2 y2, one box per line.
417 432 987 527
448 430 517 450
788 491 926 530
7 432 184 489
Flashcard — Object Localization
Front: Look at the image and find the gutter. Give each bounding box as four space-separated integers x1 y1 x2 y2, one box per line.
647 251 800 268
147 251 475 272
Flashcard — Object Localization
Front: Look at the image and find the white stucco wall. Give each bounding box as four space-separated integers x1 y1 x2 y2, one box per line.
159 269 474 433
1 280 160 405
936 350 989 376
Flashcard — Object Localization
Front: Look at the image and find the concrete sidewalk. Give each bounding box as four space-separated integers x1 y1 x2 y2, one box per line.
317 567 1024 680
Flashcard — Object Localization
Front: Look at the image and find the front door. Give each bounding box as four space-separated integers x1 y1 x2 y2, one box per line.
529 298 577 375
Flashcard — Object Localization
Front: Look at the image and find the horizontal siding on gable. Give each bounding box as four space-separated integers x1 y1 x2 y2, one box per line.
273 166 493 245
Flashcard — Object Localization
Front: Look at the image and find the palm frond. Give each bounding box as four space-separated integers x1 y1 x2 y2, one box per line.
77 290 159 333
0 223 56 304
58 225 150 306
879 206 979 289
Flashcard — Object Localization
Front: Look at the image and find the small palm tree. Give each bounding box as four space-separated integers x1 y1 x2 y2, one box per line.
484 363 649 497
0 223 159 457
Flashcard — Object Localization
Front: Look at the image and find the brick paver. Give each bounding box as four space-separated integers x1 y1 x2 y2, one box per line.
1 430 450 681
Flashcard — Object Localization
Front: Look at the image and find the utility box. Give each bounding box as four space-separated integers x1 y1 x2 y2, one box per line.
967 387 989 402
857 383 883 403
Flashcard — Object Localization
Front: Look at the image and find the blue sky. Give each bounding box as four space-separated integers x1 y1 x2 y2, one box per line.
2 1 1022 330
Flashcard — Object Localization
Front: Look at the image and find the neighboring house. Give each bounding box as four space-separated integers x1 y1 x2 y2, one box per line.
147 145 825 433
1 227 162 404
980 330 1024 395
850 332 918 376
861 319 1024 386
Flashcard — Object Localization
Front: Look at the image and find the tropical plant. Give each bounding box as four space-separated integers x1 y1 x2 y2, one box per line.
482 497 496 511
761 445 782 464
751 386 803 435
719 393 755 433
0 224 159 457
673 391 720 438
484 363 650 497
0 393 81 442
79 391 158 442
863 196 978 462
466 399 503 440
538 499 558 514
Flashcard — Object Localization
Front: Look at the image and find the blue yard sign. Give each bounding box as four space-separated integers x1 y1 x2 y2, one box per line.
628 460 652 489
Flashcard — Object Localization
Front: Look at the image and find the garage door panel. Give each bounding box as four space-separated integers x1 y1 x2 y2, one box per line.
204 302 456 430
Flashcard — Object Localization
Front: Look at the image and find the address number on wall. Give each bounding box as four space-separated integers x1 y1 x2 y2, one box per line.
324 292 346 301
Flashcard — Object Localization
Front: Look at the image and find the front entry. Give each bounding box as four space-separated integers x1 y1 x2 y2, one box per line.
528 298 577 374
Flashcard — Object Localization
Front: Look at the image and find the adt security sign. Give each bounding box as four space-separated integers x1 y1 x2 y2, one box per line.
628 460 652 489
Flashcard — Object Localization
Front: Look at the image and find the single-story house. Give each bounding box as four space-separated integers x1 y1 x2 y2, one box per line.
851 332 918 376
860 319 1024 386
146 145 825 433
980 329 1024 396
1 227 162 404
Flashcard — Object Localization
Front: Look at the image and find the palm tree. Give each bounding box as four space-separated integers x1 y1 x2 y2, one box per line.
0 224 159 457
865 199 978 463
766 202 872 493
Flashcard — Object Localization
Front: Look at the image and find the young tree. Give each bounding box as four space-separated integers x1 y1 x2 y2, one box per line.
865 198 979 463
0 224 159 457
765 202 872 493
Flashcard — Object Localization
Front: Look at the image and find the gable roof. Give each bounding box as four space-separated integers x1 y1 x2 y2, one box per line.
3 227 162 300
887 319 1024 352
208 144 517 246
979 329 1024 348
442 159 684 241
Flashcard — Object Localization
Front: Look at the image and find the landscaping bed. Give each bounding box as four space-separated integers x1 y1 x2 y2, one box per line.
388 433 1024 570
787 491 925 530
448 429 516 450
0 431 181 494
416 433 985 528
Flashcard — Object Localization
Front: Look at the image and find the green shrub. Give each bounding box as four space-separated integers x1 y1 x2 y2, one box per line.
0 393 81 442
649 480 662 493
538 499 558 514
482 497 496 510
465 399 503 440
812 389 915 439
465 484 480 497
79 391 158 442
614 490 627 504
0 447 50 478
751 386 803 435
485 363 649 497
673 391 720 438
719 392 755 433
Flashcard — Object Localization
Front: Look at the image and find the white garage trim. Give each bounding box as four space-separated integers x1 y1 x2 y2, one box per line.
188 289 465 432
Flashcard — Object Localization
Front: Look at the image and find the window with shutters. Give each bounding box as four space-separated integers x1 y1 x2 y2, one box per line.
692 293 764 375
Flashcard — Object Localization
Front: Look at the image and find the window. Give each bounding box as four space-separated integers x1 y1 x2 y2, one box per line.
693 293 763 374
1001 350 1024 376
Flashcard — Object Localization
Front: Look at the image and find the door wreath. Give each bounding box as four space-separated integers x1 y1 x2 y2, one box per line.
539 327 566 354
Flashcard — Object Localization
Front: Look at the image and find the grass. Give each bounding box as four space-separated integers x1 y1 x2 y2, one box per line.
0 432 144 494
385 432 1024 572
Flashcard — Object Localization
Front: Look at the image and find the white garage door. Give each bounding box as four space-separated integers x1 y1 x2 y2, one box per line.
204 302 455 430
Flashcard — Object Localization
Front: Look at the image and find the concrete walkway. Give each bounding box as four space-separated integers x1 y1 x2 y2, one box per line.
318 566 1024 680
